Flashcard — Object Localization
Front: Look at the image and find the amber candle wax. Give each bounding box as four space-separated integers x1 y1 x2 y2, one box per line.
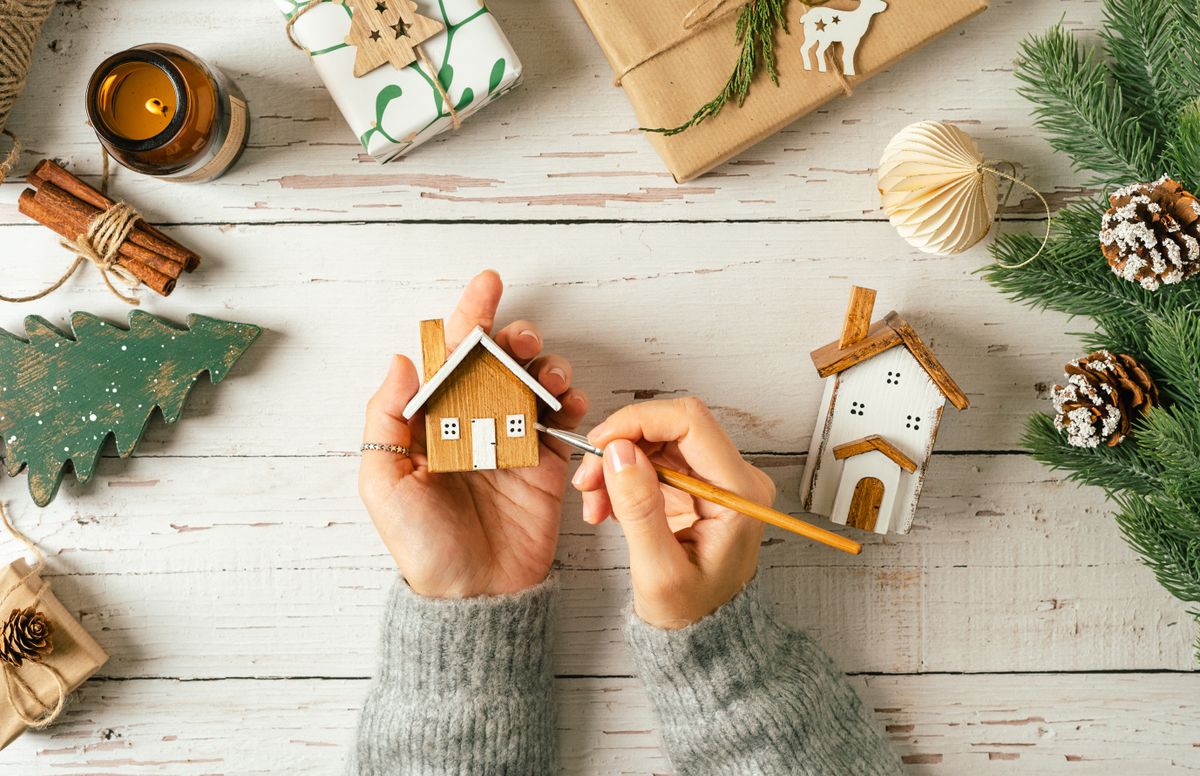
86 45 249 183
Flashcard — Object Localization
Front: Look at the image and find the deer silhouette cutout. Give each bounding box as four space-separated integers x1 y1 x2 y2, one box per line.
799 0 888 77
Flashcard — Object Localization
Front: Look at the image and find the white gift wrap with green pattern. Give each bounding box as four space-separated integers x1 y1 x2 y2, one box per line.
277 0 522 161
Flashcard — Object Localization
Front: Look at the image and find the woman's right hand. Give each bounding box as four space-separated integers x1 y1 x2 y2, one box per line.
570 398 776 629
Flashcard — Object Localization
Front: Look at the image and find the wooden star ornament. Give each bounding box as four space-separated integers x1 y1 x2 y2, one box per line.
345 0 444 77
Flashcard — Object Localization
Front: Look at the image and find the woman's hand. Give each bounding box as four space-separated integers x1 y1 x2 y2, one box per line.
571 397 776 629
359 271 589 599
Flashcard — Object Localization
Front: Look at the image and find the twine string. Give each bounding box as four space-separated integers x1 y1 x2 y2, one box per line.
0 0 56 184
286 0 460 129
0 502 66 728
0 195 143 306
981 160 1052 268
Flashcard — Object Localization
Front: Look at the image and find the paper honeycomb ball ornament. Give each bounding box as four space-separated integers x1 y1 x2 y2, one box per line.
878 121 998 255
1051 350 1159 448
1100 176 1200 290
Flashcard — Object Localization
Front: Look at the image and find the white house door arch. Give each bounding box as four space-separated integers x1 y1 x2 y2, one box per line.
471 418 498 470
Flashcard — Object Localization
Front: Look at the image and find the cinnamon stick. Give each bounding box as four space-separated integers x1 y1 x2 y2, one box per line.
17 190 175 297
28 159 201 272
34 183 185 278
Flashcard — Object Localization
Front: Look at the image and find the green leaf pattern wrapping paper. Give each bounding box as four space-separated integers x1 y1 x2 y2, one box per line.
277 0 522 160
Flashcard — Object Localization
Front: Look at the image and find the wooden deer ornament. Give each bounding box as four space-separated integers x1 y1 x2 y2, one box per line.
798 0 888 77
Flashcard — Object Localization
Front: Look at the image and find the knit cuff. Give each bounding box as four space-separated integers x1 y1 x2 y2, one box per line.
377 575 557 698
625 578 905 776
625 577 789 714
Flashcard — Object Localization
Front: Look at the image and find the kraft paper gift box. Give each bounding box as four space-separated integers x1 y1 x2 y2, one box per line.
277 0 523 162
572 0 989 182
0 558 108 750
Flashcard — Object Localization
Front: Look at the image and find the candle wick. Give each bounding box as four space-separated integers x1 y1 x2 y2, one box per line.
145 98 170 118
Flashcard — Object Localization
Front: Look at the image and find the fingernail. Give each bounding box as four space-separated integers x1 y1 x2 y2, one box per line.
520 329 540 345
588 422 609 444
548 367 566 387
571 464 586 488
606 439 636 473
386 355 401 377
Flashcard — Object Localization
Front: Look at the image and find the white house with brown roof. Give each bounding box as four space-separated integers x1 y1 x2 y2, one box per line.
799 286 969 534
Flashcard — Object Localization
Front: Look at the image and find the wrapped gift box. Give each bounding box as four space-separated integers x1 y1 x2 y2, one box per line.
572 0 988 181
277 0 523 161
0 559 108 750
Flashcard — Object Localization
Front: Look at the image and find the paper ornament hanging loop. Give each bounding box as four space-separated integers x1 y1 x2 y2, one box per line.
877 121 1051 264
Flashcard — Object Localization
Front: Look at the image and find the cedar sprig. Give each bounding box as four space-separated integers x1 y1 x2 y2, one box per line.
644 0 796 136
986 0 1200 658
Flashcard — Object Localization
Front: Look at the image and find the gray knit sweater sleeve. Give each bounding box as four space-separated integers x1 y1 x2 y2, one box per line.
349 575 557 776
625 579 905 776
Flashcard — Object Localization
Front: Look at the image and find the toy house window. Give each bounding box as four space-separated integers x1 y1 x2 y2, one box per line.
905 414 921 431
441 418 460 440
849 401 866 417
506 414 526 438
886 370 901 386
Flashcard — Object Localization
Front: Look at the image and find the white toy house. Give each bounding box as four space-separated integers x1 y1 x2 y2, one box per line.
799 286 968 534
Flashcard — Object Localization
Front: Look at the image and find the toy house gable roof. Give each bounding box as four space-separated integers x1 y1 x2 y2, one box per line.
810 311 969 411
402 326 563 420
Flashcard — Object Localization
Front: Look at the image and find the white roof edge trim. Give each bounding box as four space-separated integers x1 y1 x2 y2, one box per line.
402 326 563 419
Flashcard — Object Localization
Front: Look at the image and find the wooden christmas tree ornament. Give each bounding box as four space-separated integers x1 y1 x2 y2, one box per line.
0 311 261 506
799 286 968 535
403 319 561 473
345 0 444 77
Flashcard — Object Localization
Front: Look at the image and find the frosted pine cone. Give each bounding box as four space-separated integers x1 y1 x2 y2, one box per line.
0 607 54 667
1052 351 1159 448
1100 176 1200 290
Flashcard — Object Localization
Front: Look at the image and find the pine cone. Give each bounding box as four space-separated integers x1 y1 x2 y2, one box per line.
1100 176 1200 290
1052 350 1159 448
0 607 54 667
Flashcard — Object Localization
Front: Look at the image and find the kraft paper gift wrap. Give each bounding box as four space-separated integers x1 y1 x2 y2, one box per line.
0 559 108 750
572 0 988 182
277 0 523 161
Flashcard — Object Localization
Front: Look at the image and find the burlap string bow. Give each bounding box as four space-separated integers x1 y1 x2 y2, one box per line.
285 0 462 128
0 504 66 728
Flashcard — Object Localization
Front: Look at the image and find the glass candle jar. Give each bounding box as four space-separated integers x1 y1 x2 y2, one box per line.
86 44 249 183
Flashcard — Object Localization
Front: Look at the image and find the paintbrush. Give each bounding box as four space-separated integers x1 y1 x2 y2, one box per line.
537 423 862 555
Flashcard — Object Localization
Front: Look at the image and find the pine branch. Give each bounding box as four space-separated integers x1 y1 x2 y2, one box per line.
1023 413 1165 496
1100 0 1172 147
644 0 791 136
1115 493 1200 605
1137 407 1200 501
984 201 1161 324
1015 23 1157 185
1146 308 1200 408
1162 102 1200 192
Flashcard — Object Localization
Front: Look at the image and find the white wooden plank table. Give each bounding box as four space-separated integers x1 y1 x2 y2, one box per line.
0 0 1196 772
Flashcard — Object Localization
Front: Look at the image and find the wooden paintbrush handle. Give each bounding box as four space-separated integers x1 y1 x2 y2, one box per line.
652 466 863 555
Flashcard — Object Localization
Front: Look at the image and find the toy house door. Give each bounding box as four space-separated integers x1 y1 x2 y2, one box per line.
471 418 498 470
847 477 884 531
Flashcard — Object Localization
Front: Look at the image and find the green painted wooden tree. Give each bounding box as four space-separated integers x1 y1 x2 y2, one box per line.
0 311 261 506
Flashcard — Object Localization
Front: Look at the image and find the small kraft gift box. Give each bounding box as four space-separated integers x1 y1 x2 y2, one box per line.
572 0 988 182
0 507 108 749
279 0 523 162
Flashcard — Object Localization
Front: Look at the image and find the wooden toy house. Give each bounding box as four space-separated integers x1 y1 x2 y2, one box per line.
403 319 561 473
799 287 968 534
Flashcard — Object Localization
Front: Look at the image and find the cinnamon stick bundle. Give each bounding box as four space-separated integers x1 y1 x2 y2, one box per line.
17 160 202 298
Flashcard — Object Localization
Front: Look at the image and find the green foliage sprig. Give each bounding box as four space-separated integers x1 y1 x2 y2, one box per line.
984 0 1200 658
644 0 797 136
